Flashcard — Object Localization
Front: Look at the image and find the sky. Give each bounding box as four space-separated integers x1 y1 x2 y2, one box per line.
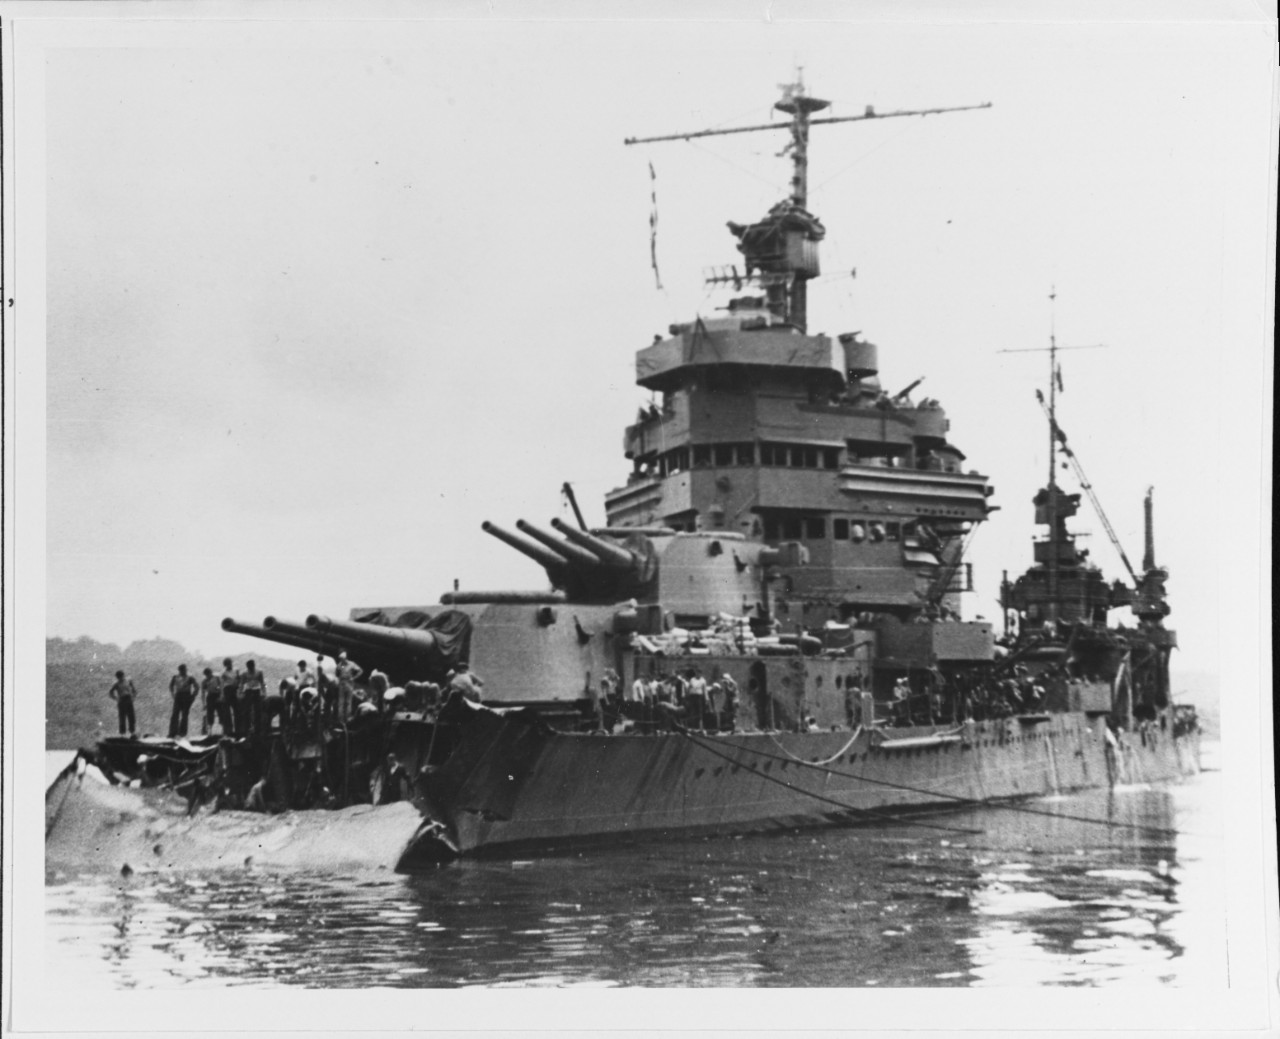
23 6 1274 685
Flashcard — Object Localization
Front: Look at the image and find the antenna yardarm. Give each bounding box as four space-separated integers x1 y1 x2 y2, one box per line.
624 82 991 331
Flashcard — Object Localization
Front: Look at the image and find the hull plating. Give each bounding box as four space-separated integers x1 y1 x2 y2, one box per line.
420 713 1199 858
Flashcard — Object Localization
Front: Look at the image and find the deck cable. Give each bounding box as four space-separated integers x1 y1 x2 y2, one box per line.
681 728 1183 840
675 728 984 836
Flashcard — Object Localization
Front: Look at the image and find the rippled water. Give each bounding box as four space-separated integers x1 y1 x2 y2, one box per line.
46 747 1224 988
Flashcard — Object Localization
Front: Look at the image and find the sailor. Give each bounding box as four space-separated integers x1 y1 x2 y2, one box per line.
278 673 301 727
601 668 621 706
368 669 390 711
685 668 708 730
266 678 292 732
706 676 723 730
316 654 338 722
720 672 740 731
298 686 320 723
237 659 267 737
335 650 364 719
843 672 862 727
892 676 911 726
653 697 684 731
107 670 138 737
168 663 200 738
631 673 649 704
447 663 484 703
200 667 220 735
218 658 239 735
295 658 316 692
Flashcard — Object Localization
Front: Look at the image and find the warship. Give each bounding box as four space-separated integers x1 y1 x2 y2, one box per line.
51 79 1200 869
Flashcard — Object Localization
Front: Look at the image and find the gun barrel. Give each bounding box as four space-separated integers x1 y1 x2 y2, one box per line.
263 615 374 660
222 617 328 657
515 520 601 568
306 614 440 658
550 517 635 568
482 520 570 572
440 590 567 604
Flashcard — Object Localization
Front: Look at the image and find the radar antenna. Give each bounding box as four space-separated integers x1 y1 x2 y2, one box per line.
625 77 991 331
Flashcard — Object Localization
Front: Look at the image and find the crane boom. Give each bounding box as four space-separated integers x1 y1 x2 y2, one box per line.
1034 392 1139 584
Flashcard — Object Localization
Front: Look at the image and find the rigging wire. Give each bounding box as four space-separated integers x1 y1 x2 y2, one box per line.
680 728 1184 840
809 118 924 199
685 138 782 192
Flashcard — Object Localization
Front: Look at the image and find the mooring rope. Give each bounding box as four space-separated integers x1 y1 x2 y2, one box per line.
681 728 1182 840
678 729 984 836
767 725 863 766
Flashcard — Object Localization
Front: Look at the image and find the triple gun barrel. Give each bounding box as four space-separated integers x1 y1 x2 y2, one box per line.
220 613 439 664
481 518 638 574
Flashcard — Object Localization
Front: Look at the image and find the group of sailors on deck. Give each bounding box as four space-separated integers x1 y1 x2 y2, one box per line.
112 653 487 743
609 666 741 731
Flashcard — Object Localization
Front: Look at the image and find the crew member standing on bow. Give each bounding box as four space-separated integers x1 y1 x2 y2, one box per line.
218 658 239 736
168 663 200 738
334 651 363 720
237 659 267 737
107 670 137 737
295 658 316 691
200 667 221 735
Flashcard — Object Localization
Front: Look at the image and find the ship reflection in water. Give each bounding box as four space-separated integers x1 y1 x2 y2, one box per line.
46 750 1222 989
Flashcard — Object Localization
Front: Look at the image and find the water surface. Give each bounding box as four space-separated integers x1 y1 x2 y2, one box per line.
46 748 1224 988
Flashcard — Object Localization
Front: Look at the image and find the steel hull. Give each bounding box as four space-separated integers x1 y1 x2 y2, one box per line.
407 711 1200 863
